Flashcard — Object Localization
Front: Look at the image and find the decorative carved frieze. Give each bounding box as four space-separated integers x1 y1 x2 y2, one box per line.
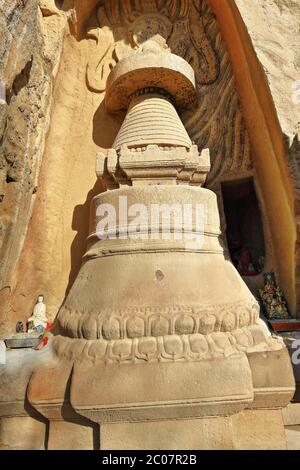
52 323 282 364
56 300 260 341
86 0 219 94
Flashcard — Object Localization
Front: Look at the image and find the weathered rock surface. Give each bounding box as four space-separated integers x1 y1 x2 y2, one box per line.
235 0 300 311
235 0 300 143
235 0 300 229
235 0 300 228
0 0 68 335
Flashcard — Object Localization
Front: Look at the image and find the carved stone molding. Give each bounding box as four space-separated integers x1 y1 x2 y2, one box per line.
56 300 260 340
52 323 282 364
96 144 210 187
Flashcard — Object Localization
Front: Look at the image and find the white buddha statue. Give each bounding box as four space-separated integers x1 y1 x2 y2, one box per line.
27 295 48 333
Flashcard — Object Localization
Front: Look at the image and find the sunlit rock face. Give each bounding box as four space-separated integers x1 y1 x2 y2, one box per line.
0 0 69 336
234 0 300 313
235 0 300 141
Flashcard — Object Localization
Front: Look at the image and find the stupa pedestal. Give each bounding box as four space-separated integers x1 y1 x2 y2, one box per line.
1 42 295 450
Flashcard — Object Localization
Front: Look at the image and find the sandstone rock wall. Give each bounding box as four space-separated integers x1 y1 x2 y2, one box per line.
0 0 111 334
233 0 300 311
0 0 69 334
235 0 300 143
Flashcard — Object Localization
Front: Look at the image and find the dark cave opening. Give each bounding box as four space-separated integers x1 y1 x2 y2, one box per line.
222 177 266 276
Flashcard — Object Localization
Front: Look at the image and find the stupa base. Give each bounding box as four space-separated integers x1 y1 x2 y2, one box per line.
99 409 288 450
0 334 286 449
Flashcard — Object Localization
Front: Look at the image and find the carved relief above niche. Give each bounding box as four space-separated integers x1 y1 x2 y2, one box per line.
86 0 253 189
86 0 219 92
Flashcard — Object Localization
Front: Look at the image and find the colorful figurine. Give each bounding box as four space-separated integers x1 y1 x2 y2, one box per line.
259 272 289 320
27 294 48 333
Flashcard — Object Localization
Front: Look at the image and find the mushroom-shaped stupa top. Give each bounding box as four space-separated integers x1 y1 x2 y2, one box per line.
105 41 198 113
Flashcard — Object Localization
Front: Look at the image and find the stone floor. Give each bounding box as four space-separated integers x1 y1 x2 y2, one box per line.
286 426 300 450
0 343 52 371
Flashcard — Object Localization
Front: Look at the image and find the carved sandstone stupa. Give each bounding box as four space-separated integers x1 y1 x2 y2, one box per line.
22 40 295 450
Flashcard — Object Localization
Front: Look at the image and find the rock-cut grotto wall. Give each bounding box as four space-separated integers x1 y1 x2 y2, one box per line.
0 0 74 335
206 0 300 314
